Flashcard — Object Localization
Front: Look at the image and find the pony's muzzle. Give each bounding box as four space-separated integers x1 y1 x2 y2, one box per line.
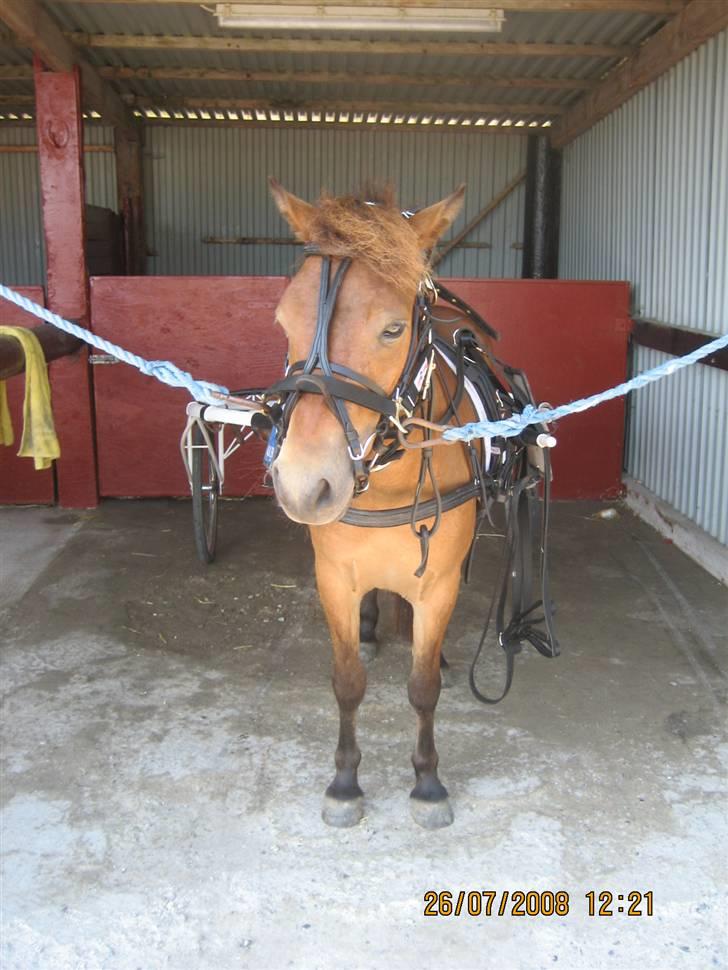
271 445 353 525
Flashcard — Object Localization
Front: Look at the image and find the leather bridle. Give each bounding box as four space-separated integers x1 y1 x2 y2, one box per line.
265 246 439 494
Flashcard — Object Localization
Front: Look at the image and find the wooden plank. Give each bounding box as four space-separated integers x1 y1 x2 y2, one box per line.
99 65 596 91
632 319 728 373
65 33 635 58
0 63 32 78
552 0 728 146
49 0 685 11
432 171 526 267
0 0 133 128
35 64 98 507
131 95 566 115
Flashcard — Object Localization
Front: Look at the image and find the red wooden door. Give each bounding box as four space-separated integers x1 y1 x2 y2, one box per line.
90 276 631 500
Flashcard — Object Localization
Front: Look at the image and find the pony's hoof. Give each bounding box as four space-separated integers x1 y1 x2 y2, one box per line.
410 797 454 829
322 795 364 828
359 640 378 665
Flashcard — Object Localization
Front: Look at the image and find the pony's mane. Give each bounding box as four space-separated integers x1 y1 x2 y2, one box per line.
304 185 426 293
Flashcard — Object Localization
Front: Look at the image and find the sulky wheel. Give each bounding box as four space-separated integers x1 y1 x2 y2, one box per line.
191 422 219 564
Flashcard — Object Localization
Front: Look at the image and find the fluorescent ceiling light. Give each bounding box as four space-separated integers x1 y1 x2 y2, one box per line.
215 4 505 32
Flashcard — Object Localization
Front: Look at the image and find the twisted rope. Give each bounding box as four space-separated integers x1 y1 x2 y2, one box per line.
2 282 726 436
0 283 228 405
442 330 728 442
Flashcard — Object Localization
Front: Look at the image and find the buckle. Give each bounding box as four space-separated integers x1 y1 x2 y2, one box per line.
390 397 412 435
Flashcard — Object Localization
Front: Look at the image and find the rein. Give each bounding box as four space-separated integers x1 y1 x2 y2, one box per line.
262 245 559 703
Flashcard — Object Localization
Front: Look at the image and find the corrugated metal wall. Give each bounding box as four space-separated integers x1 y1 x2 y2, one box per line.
0 128 44 286
560 30 728 545
0 125 116 286
144 126 526 277
2 124 526 283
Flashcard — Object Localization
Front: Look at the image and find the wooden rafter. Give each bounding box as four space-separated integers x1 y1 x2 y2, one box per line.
0 0 133 128
552 0 728 146
63 33 634 58
47 0 686 11
0 64 32 79
96 65 596 91
129 95 565 116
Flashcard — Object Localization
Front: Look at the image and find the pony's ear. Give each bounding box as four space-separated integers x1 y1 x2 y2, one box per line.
409 185 465 251
269 177 316 241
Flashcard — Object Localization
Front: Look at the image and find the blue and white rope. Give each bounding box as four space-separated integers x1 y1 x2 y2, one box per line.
2 281 726 436
0 282 228 405
442 330 728 442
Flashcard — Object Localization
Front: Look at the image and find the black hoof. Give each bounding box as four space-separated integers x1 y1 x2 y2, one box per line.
322 794 364 828
410 796 454 829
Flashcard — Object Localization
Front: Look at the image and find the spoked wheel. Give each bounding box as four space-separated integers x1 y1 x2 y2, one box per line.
191 422 219 564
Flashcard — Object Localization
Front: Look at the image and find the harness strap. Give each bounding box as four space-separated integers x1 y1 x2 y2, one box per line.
340 482 480 527
269 372 398 419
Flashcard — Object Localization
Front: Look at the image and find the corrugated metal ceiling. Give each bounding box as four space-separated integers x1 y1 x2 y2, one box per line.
0 3 671 126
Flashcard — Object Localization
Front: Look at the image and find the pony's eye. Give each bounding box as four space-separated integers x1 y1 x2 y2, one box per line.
381 322 406 341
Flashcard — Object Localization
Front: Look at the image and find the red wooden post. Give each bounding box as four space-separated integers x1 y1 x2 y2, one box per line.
34 58 98 507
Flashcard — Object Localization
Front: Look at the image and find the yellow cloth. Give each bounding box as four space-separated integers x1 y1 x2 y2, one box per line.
0 326 60 470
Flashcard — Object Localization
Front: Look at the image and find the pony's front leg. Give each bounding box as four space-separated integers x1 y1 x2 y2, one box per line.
316 560 367 828
408 574 460 829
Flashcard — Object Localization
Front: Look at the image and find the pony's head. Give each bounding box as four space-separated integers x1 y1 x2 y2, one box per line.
268 179 464 525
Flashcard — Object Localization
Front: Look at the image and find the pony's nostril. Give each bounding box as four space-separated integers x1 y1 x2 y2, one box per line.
314 479 332 509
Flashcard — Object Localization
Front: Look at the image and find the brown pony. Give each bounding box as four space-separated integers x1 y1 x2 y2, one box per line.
269 180 485 829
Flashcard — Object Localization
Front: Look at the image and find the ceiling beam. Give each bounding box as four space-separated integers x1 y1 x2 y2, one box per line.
552 0 728 146
47 0 686 11
0 0 133 128
129 95 565 115
97 65 596 91
0 64 32 78
64 33 634 58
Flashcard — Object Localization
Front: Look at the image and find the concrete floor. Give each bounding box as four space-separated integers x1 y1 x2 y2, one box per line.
1 498 727 970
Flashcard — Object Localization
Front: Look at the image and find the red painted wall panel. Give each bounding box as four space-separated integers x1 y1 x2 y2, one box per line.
91 276 287 497
447 279 632 499
91 276 630 500
0 288 55 505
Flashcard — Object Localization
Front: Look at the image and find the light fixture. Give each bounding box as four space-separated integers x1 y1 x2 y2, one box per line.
214 4 505 32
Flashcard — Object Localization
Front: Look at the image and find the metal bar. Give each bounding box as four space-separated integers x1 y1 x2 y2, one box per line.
632 318 728 373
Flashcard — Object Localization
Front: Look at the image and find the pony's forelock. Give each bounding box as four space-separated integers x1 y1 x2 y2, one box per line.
304 185 427 294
